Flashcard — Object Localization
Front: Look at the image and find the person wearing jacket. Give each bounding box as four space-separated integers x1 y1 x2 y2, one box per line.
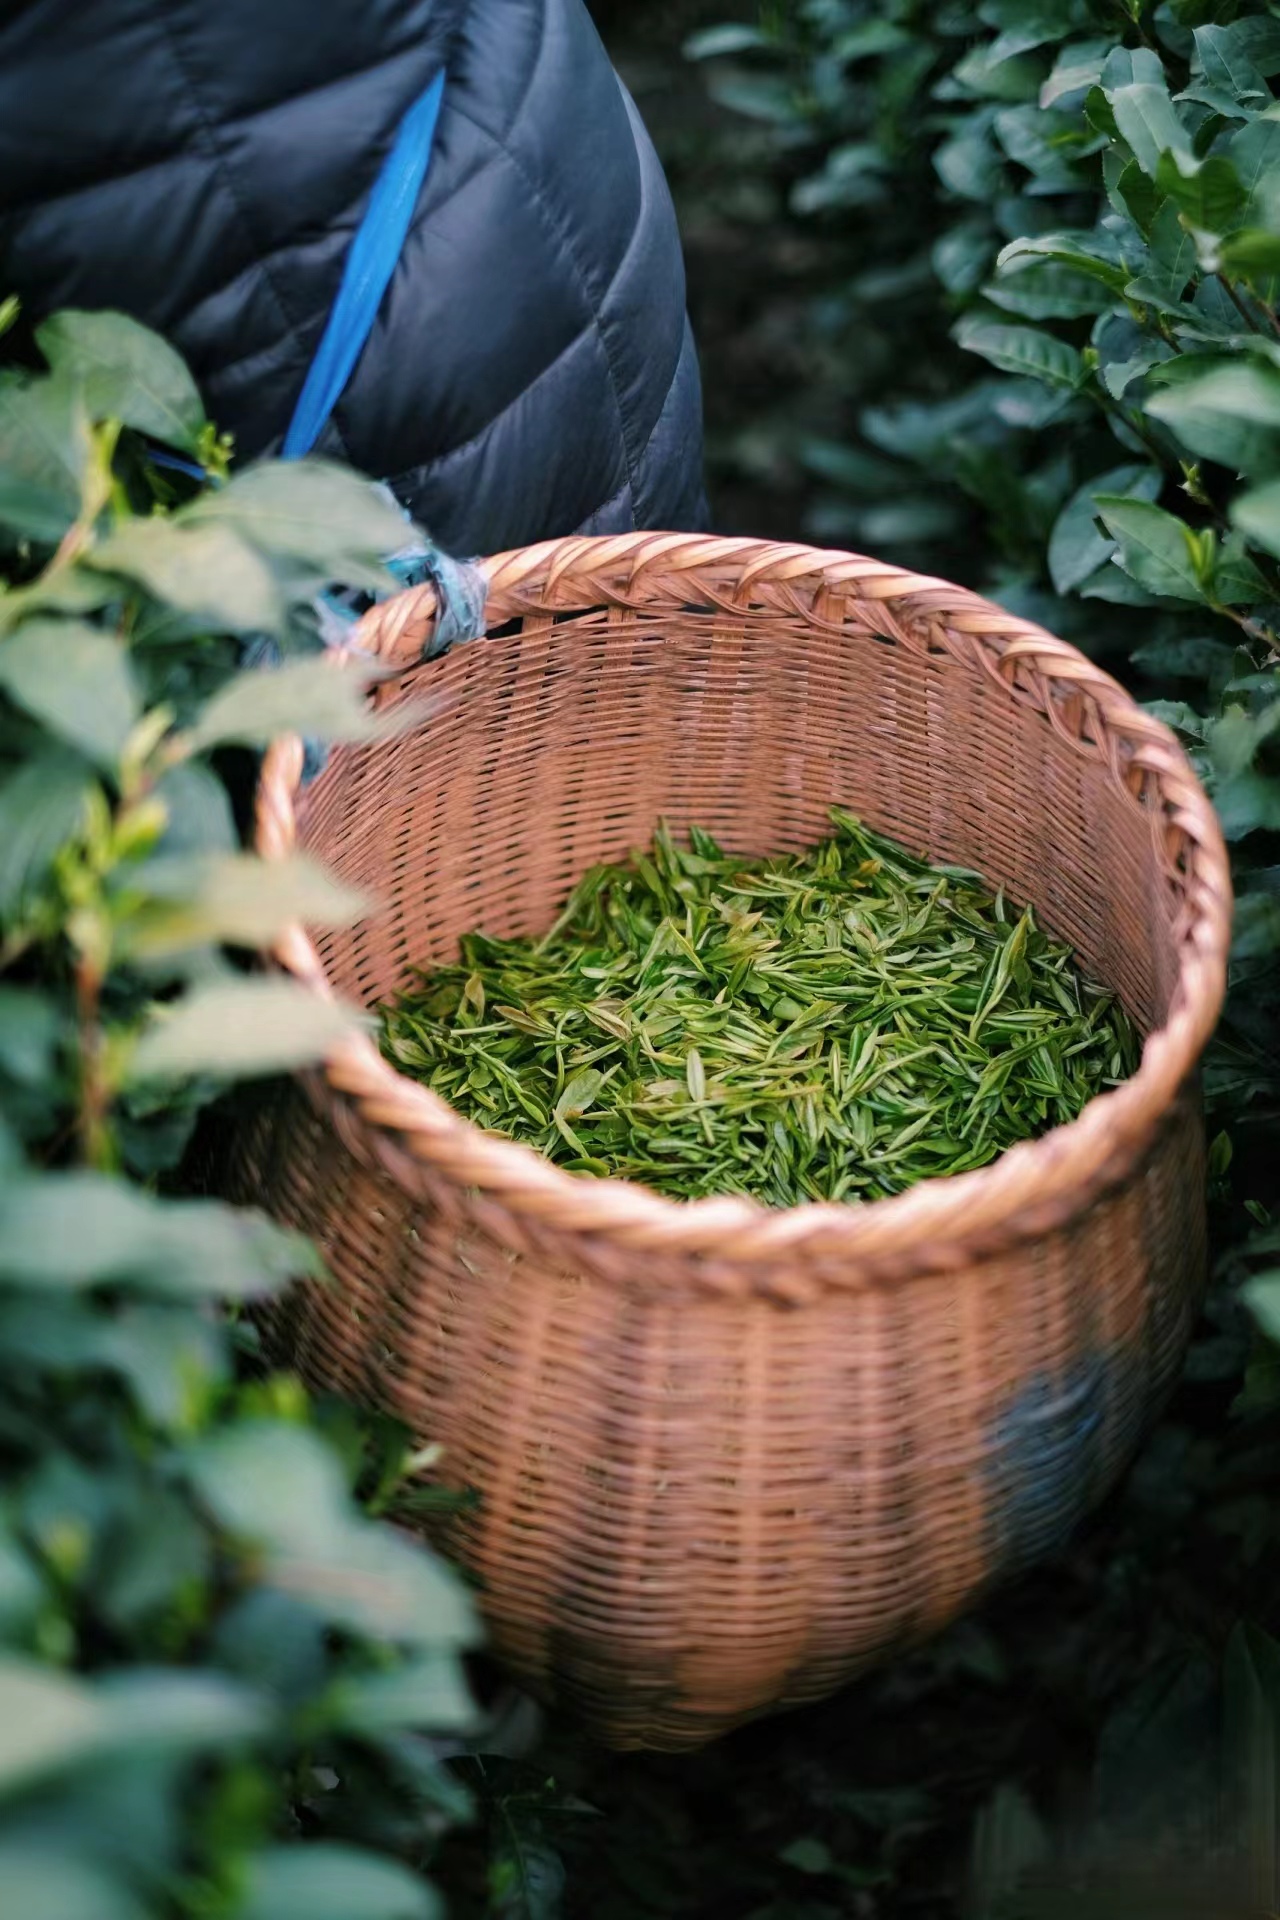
0 0 708 555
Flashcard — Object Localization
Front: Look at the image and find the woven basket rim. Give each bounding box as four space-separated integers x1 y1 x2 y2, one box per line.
255 532 1232 1276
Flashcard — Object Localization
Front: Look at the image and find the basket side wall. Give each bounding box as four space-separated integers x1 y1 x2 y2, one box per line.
226 1082 1204 1749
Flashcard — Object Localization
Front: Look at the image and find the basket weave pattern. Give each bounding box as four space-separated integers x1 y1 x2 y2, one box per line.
236 535 1230 1749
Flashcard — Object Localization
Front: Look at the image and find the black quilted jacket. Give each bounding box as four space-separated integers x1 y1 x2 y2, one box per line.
0 0 707 553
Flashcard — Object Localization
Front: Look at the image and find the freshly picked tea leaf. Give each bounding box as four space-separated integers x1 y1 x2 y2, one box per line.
378 813 1140 1208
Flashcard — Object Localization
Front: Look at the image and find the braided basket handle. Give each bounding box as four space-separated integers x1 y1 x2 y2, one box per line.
352 557 496 672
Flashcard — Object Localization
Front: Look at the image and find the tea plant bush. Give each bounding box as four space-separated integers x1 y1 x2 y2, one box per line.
687 0 1280 1304
0 304 482 1918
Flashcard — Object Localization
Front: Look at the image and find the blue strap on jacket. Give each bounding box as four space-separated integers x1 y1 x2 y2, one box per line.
282 65 487 682
152 62 487 784
282 67 446 461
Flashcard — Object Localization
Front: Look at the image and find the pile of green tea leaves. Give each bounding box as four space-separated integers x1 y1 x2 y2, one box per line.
379 812 1140 1207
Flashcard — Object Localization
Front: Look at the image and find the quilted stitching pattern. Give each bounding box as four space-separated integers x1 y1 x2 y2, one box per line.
0 0 706 549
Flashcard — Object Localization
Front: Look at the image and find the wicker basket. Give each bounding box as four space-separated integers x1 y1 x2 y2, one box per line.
236 533 1230 1751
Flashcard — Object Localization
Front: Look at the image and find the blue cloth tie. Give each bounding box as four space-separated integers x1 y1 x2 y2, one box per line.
171 64 488 783
282 68 447 461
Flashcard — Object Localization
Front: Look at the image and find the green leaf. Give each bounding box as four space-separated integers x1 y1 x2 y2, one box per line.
490 1824 565 1920
0 1659 261 1796
183 460 407 591
94 1483 213 1632
1146 361 1280 473
9 564 111 625
93 1668 268 1754
187 656 382 752
932 222 997 295
0 1171 314 1299
1108 79 1192 179
953 45 1043 104
1131 634 1235 679
1143 198 1202 299
682 23 769 59
0 1292 97 1388
1176 79 1263 122
35 311 206 454
984 265 1112 321
1040 40 1113 111
1048 464 1163 594
1110 154 1163 235
848 496 964 547
1215 768 1280 839
1245 1269 1280 1344
154 761 238 857
994 230 1129 293
322 1650 479 1737
0 1532 43 1635
832 19 909 61
1175 286 1252 344
791 143 887 216
992 105 1089 192
118 851 370 958
0 619 139 767
780 1836 834 1875
1092 496 1207 599
1206 703 1280 837
0 372 88 545
953 317 1085 388
232 1845 440 1920
705 72 796 124
1232 891 1280 964
0 1848 143 1920
1233 19 1280 77
1100 46 1169 92
184 1422 477 1647
1208 702 1280 780
1099 338 1176 400
1232 113 1280 225
1084 84 1119 143
0 559 118 638
0 747 93 917
798 437 911 494
1192 23 1273 105
1232 476 1280 556
1154 150 1247 236
130 978 369 1082
935 117 1005 202
87 518 282 635
0 986 62 1085
1077 564 1165 607
1219 227 1280 276
86 1299 228 1428
1211 531 1272 606
863 383 998 461
555 1067 604 1121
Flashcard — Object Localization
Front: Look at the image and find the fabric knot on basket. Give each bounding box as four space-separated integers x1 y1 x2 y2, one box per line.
223 532 1231 1751
243 495 488 783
